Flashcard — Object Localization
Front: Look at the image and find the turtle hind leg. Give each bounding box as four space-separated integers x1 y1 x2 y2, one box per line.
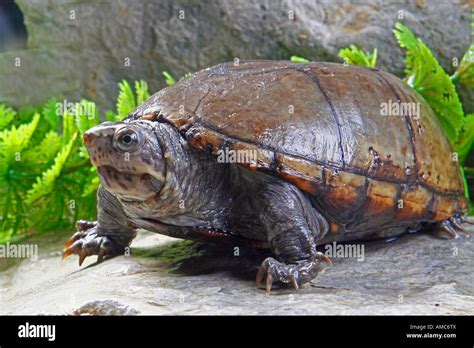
434 215 471 239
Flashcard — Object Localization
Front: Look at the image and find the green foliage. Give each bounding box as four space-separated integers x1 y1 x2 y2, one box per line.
0 113 40 172
0 79 150 242
135 80 150 105
41 99 60 131
116 80 150 118
338 45 377 68
290 56 310 63
162 71 176 86
393 22 464 144
452 43 474 88
116 81 136 119
162 71 192 86
182 72 193 79
453 114 474 165
26 134 76 205
0 104 15 129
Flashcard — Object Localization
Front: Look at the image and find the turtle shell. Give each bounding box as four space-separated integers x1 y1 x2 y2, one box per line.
128 61 467 227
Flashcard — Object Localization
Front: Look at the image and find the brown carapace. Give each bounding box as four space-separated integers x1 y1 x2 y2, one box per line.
130 60 468 241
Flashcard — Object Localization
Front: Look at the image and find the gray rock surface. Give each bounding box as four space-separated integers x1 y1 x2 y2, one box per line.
0 0 471 112
0 227 472 315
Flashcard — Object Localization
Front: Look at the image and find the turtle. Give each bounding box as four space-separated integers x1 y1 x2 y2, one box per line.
63 60 472 291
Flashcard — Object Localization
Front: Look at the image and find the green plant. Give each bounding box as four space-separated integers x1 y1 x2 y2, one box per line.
162 71 192 86
338 45 378 68
290 56 310 63
0 80 149 243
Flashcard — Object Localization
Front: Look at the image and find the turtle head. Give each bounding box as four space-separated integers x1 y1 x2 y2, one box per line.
83 120 166 201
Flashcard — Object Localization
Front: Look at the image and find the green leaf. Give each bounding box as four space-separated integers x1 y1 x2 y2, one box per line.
393 22 464 144
42 99 60 131
105 110 120 122
0 113 40 174
25 134 77 205
74 99 99 134
452 43 474 87
338 45 377 68
0 104 16 130
116 80 136 118
460 166 470 202
290 56 310 63
162 71 176 86
61 112 77 146
135 80 150 105
0 229 14 244
22 131 61 165
82 171 100 197
453 113 474 164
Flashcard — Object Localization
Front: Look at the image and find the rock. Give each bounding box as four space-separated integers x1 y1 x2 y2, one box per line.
0 0 471 112
0 227 472 315
72 300 140 316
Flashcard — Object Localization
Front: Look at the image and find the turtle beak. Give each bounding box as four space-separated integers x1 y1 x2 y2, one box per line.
83 122 117 148
83 132 95 147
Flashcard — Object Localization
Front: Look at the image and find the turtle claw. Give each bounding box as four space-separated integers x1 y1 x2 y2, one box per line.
63 230 88 249
256 252 332 292
61 247 75 260
78 249 87 266
97 246 108 263
436 216 471 239
62 222 121 266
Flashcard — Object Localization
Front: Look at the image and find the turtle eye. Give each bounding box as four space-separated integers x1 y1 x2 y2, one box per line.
115 128 141 152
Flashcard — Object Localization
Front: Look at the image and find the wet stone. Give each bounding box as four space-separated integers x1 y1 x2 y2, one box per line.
0 227 472 315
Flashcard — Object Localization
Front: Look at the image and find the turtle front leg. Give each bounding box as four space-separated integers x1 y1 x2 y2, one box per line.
256 181 332 291
63 185 136 265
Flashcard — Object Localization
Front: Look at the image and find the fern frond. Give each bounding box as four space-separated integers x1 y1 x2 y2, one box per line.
22 131 61 166
0 113 40 174
116 80 136 118
42 99 60 131
393 22 464 143
26 134 77 205
135 80 150 105
0 104 16 130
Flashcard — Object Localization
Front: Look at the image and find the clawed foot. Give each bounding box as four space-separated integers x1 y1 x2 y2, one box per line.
436 216 472 239
62 220 124 266
256 252 333 292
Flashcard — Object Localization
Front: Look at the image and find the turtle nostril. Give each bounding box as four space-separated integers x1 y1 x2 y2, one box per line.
83 132 95 146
